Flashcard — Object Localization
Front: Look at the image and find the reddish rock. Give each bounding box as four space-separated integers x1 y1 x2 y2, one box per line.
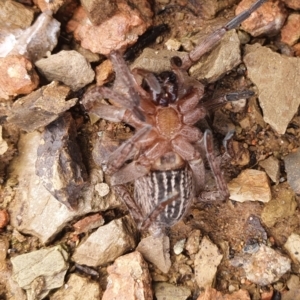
282 0 300 10
0 210 9 229
102 251 153 300
0 55 39 99
197 288 250 300
67 0 153 55
293 43 300 57
236 0 287 36
95 59 114 86
73 213 104 234
281 14 300 46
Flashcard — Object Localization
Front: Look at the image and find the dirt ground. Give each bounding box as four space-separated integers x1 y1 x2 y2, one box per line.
1 0 300 299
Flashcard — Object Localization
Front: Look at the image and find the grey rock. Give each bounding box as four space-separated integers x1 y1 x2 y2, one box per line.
244 44 300 134
231 244 291 286
7 81 77 132
259 156 280 183
154 282 191 300
102 251 152 300
8 132 121 244
35 113 87 210
189 30 241 83
131 48 186 74
72 215 137 266
50 273 101 300
35 50 95 91
11 245 69 300
137 234 171 273
284 148 300 194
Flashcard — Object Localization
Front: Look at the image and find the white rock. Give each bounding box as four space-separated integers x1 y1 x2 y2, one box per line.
284 233 300 264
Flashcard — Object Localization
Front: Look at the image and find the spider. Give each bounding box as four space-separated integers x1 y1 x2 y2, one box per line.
82 0 267 236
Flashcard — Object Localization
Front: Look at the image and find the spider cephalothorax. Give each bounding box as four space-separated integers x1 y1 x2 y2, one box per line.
82 0 267 236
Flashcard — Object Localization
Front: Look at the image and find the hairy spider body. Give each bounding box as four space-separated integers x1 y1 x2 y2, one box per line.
82 0 267 235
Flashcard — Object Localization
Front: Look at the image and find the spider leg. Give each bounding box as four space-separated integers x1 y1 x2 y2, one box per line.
181 0 267 70
105 125 152 175
202 90 254 111
201 130 230 199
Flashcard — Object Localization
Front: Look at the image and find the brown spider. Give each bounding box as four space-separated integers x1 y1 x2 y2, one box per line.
82 0 267 236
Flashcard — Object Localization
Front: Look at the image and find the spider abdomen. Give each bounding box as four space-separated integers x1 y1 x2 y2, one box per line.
134 165 194 228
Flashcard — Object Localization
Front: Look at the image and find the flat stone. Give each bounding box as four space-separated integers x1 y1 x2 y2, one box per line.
35 50 95 91
67 1 152 55
50 273 101 300
284 233 300 264
284 148 300 194
261 183 297 228
228 169 271 203
0 0 34 29
244 43 300 134
35 113 88 210
131 48 186 74
102 251 152 300
0 55 39 99
189 30 241 83
236 0 287 36
11 245 69 300
7 81 77 132
72 216 137 266
136 234 171 273
154 282 191 300
259 156 280 183
231 244 291 286
194 236 223 289
8 132 121 244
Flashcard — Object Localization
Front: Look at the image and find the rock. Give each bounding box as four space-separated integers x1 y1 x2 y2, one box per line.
228 169 272 203
194 236 223 289
282 0 300 10
35 50 95 91
136 234 171 273
131 48 186 74
94 182 110 197
0 0 34 29
11 245 69 300
0 55 39 99
294 43 300 57
231 244 291 286
10 11 60 62
185 229 201 256
154 282 191 300
259 156 280 183
0 126 8 155
73 213 104 234
72 216 137 266
102 251 152 300
174 239 186 255
7 81 77 132
81 0 117 25
74 42 101 63
0 236 9 261
33 0 65 13
0 209 9 229
261 183 297 228
236 0 287 36
284 233 300 264
8 132 121 244
95 59 114 86
66 1 152 55
189 30 241 83
281 14 300 46
165 38 181 51
50 273 101 300
35 113 88 210
244 43 300 134
197 288 250 300
284 148 300 194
